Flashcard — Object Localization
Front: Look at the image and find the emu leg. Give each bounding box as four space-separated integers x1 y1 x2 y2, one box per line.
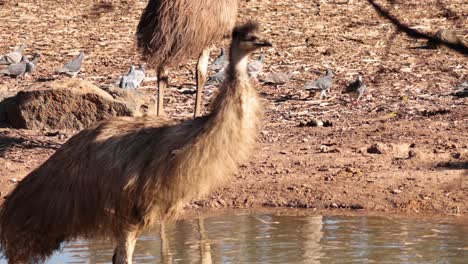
112 229 140 264
157 66 169 116
194 47 211 118
198 218 213 264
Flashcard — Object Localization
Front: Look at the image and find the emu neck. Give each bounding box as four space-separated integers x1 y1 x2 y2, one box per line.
227 48 250 79
162 45 262 211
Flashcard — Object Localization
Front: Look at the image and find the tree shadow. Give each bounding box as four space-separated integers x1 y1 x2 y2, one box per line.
434 161 468 171
0 134 60 157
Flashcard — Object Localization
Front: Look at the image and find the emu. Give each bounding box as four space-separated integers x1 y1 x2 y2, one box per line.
0 21 270 264
136 0 238 117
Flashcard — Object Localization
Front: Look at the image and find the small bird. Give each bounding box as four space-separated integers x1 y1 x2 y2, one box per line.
134 64 146 86
304 69 334 100
0 56 28 78
342 74 366 105
119 64 146 89
206 68 226 86
248 54 265 78
118 65 136 89
453 80 468 98
118 75 130 89
209 48 228 71
56 51 85 77
26 53 40 73
258 71 291 85
0 44 26 65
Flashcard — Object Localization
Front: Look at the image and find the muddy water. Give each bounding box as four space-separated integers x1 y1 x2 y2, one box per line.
5 213 468 263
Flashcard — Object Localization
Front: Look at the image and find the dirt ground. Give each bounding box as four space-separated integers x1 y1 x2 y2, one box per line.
0 0 467 216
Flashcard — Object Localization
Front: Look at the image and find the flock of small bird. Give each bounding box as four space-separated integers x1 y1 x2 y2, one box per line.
206 48 266 86
207 48 367 104
1 44 367 104
2 43 465 103
0 45 40 78
0 44 85 79
0 45 145 88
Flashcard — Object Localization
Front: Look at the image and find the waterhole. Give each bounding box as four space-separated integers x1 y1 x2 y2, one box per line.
2 212 467 263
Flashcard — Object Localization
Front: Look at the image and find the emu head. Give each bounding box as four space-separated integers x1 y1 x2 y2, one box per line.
231 21 272 55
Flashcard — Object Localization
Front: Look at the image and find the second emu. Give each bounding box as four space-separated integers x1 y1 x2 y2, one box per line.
0 22 271 264
136 0 238 117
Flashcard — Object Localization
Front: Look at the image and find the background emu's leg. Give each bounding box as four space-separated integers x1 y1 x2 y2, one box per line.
194 47 211 117
157 66 169 116
113 229 140 264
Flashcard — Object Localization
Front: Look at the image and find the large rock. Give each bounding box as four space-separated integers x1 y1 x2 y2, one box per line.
4 79 155 130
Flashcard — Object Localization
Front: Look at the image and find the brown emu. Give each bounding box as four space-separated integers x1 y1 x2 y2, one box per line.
0 21 271 264
136 0 238 117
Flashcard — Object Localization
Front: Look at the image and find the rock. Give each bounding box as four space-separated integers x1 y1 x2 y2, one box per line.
0 91 16 124
367 143 388 154
323 48 335 56
298 118 333 127
4 79 155 130
408 149 418 159
319 145 340 153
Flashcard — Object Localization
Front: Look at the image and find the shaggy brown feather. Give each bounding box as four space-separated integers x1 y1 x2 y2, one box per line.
136 0 238 69
0 22 264 263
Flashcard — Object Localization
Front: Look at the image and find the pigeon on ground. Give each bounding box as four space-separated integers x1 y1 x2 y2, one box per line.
453 80 468 98
206 68 226 86
56 51 85 77
210 48 228 72
119 75 130 89
26 53 40 73
0 44 26 65
342 74 366 104
259 71 291 85
248 54 265 78
119 64 145 89
0 56 28 78
134 64 146 86
119 65 136 89
304 69 334 100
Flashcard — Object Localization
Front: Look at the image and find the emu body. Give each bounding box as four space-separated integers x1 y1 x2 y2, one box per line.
136 0 238 117
0 22 269 264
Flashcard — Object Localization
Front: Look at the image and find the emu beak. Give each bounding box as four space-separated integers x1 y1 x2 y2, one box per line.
254 39 272 47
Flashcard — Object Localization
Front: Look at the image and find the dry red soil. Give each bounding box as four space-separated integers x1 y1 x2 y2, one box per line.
0 0 467 216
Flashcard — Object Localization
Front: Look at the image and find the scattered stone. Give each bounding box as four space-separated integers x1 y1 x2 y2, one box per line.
258 72 291 85
318 166 329 171
408 149 418 159
391 189 402 194
367 143 388 154
451 152 461 159
324 175 335 181
298 118 332 127
319 145 340 153
426 29 464 49
323 48 335 56
3 79 156 130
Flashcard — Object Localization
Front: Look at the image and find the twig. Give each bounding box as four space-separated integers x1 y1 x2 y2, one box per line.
366 0 468 55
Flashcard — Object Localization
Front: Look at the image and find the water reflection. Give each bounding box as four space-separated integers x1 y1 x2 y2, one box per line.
2 213 467 263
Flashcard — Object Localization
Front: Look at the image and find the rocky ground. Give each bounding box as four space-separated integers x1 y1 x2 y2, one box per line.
0 0 467 216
